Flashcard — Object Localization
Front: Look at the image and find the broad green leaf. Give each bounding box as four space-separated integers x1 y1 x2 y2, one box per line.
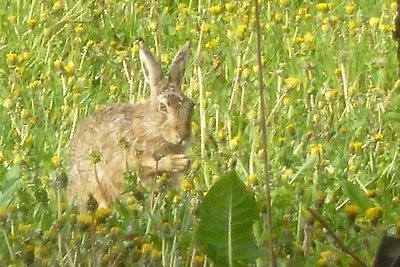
195 171 260 267
338 179 372 211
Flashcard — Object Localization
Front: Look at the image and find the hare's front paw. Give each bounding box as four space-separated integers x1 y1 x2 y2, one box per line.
158 154 190 173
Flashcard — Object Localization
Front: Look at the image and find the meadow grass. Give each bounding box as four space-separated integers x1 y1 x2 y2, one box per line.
0 0 399 266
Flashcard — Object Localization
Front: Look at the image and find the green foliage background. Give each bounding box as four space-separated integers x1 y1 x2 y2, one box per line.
0 0 399 266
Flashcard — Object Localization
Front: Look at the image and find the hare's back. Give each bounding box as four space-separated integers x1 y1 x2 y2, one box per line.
69 103 145 158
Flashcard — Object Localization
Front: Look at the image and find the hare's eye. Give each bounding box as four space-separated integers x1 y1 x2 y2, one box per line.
159 102 168 113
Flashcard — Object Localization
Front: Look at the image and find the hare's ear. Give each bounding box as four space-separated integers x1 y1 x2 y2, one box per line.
168 42 190 88
139 41 163 91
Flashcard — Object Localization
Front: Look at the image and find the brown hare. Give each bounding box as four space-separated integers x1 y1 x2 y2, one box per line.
67 41 194 211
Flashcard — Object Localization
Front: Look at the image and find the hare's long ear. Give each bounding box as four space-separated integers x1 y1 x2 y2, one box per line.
139 41 163 92
168 42 190 88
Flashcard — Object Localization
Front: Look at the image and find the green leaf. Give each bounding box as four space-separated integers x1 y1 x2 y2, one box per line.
195 171 260 267
338 179 372 210
0 165 21 207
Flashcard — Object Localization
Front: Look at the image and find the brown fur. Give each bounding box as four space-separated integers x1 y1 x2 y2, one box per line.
67 42 193 211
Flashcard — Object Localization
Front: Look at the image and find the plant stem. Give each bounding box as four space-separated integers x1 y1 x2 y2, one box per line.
393 1 400 76
254 0 276 266
307 208 368 267
1 228 14 260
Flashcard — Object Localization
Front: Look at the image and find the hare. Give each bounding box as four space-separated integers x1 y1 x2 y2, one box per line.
67 41 194 211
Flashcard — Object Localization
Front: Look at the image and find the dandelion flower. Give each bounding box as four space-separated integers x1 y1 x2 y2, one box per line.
369 17 380 29
208 5 221 15
225 3 236 12
315 3 330 12
95 207 113 223
64 61 76 76
365 206 383 224
345 204 360 221
284 77 300 89
6 52 18 65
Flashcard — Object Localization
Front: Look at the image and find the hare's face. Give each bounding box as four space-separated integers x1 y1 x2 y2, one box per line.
158 90 194 146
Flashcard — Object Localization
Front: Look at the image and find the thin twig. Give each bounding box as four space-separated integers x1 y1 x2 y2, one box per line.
254 0 276 266
307 208 368 267
393 1 400 76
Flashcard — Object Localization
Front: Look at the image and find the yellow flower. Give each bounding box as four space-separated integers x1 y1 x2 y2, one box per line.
281 168 293 182
225 2 236 12
150 247 162 259
74 25 84 36
345 204 360 221
175 22 184 32
374 133 383 142
286 124 295 136
13 154 25 165
315 3 330 12
194 255 205 265
247 174 258 186
278 137 285 146
64 61 76 76
95 207 113 223
367 190 377 198
27 19 37 29
191 122 200 135
53 59 63 70
208 5 221 15
235 24 247 41
141 243 154 254
324 88 340 101
205 37 220 49
294 37 304 44
2 98 12 109
369 17 380 29
131 43 140 53
345 4 355 15
241 67 251 80
319 250 340 264
77 214 93 230
34 245 47 259
310 143 323 157
18 51 31 62
217 129 226 142
14 66 25 75
115 50 127 57
391 2 397 12
274 13 284 22
7 15 16 24
246 109 257 120
349 142 363 154
304 32 315 43
284 77 300 89
53 0 64 11
180 179 194 191
51 155 61 167
202 22 211 34
365 206 383 223
109 226 121 239
279 0 288 7
6 52 18 65
18 224 32 233
229 136 240 148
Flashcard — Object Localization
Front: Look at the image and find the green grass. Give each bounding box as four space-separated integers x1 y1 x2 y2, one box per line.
0 0 399 266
